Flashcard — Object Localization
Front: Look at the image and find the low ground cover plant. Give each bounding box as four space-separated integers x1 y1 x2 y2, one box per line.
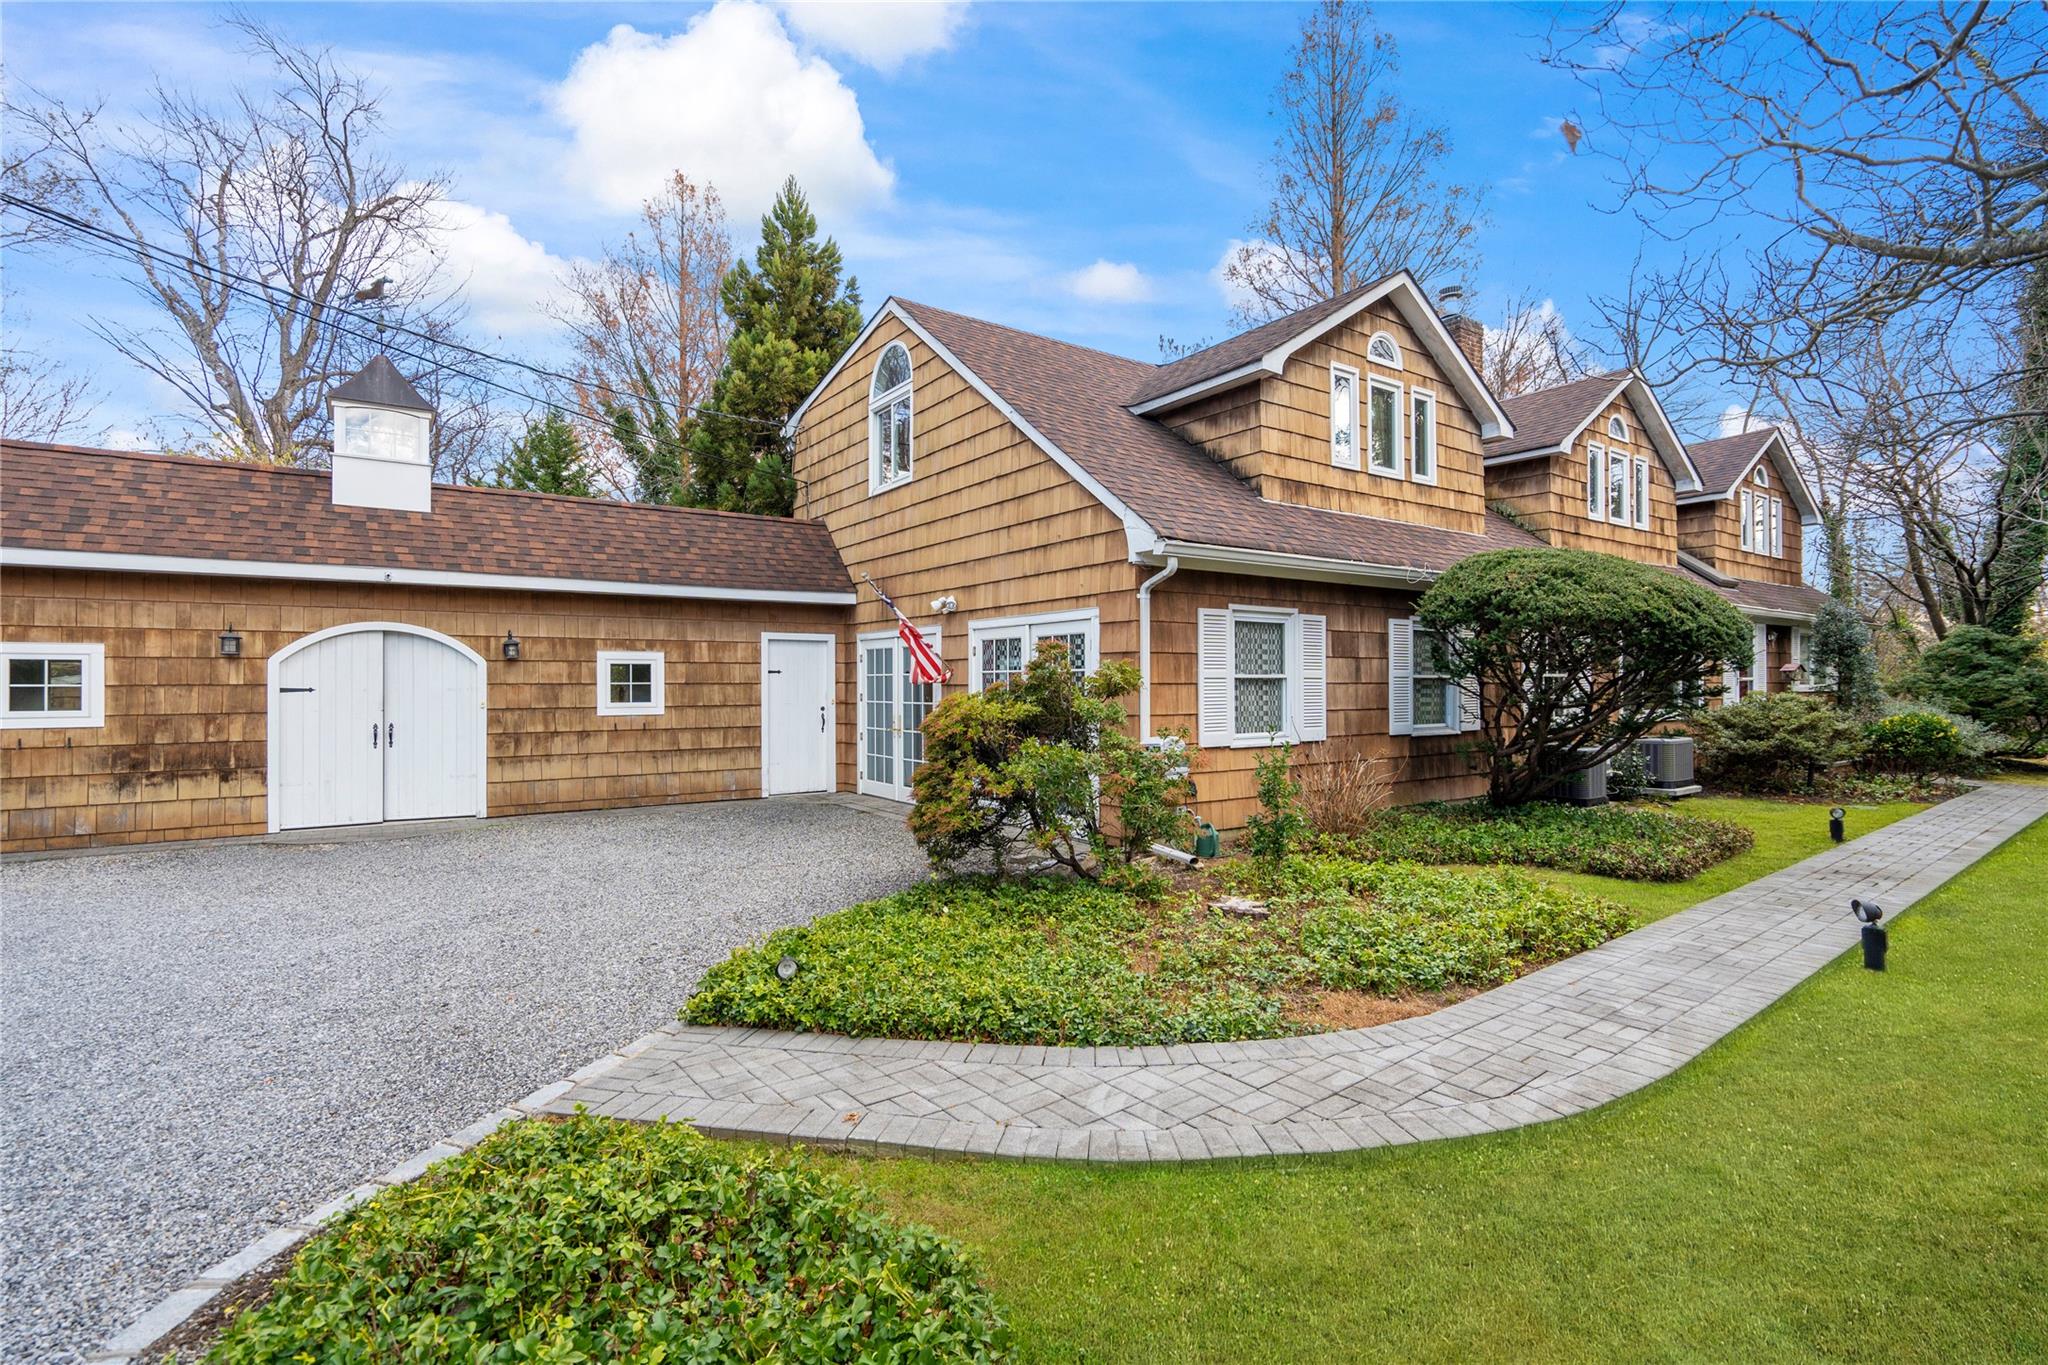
206 1115 1006 1362
1327 801 1754 882
687 862 1636 1047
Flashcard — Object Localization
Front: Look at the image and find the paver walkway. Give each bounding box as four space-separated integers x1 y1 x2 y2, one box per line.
553 783 2048 1161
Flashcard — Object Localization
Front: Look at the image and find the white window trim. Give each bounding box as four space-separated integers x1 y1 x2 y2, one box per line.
596 650 665 717
1409 386 1439 486
1739 490 1755 550
1607 444 1632 526
1 642 106 729
867 341 914 495
1632 456 1652 530
1404 621 1463 737
1587 444 1606 518
1365 374 1405 479
1330 363 1362 471
966 608 1099 692
1608 415 1629 441
1198 605 1326 748
1366 330 1402 369
1770 496 1784 558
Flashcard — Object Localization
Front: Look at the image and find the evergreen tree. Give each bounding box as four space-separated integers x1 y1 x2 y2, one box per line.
605 362 689 504
495 411 596 498
1987 261 2048 634
687 178 863 515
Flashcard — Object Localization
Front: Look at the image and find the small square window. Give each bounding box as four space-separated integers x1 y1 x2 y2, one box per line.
2 644 104 729
596 651 665 716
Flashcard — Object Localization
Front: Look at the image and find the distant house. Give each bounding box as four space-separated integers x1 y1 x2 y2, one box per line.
0 274 1828 851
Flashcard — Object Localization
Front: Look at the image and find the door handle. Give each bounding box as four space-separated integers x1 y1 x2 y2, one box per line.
819 705 826 733
371 722 379 749
387 722 395 748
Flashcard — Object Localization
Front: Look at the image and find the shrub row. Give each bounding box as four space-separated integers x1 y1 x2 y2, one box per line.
1324 801 1754 882
1693 693 1999 794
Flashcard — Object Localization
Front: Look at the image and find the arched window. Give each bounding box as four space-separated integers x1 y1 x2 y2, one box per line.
869 342 913 492
1607 415 1628 441
1367 331 1401 368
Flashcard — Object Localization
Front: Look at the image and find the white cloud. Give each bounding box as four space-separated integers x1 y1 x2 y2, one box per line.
550 5 894 225
775 1 969 75
1718 404 1763 437
1210 238 1314 317
418 200 575 339
1066 259 1153 305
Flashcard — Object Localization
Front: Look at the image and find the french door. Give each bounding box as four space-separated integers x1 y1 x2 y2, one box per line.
857 630 938 802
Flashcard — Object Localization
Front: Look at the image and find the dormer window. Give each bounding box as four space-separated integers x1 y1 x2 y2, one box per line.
1330 364 1360 469
869 342 914 493
1607 415 1629 442
1366 375 1403 477
1367 331 1401 369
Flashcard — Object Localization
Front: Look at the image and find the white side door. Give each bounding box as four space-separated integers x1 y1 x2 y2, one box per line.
761 635 834 796
382 631 483 821
272 630 385 830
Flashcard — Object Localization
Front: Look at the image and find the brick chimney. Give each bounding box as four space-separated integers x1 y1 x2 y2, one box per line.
1437 286 1485 374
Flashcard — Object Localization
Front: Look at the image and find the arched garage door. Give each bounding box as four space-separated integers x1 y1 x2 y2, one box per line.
268 623 486 832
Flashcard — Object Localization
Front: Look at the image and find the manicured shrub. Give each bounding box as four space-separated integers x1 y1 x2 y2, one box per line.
1245 744 1307 861
1328 800 1753 881
1903 626 2048 753
1809 598 1883 711
910 642 1192 878
1864 706 1979 775
208 1115 1007 1363
1415 547 1754 806
1692 693 1866 793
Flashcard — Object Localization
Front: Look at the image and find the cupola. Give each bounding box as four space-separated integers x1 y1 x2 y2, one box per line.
327 355 435 513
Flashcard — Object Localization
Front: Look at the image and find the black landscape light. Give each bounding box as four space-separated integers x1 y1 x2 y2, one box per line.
218 624 243 658
501 630 521 662
1830 807 1846 843
1851 899 1887 972
776 955 800 983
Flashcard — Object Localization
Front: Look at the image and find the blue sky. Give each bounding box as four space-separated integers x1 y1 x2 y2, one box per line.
3 1 1667 448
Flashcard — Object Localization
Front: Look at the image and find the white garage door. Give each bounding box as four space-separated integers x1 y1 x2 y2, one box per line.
271 627 485 831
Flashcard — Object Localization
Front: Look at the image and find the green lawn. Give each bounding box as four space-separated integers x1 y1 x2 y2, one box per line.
1517 794 1923 922
819 805 2047 1363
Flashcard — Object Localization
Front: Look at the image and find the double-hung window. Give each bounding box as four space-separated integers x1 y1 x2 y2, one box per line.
1587 445 1605 517
868 342 914 493
1632 456 1651 529
1409 388 1437 484
1608 446 1630 525
968 610 1098 692
1769 497 1784 557
1197 606 1327 747
1388 619 1474 737
2 643 105 729
596 650 665 716
1740 490 1756 550
1751 492 1768 554
1330 364 1361 470
1366 375 1402 477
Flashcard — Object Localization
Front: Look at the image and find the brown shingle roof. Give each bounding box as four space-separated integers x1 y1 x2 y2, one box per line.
1123 274 1403 407
898 299 1544 575
0 440 853 597
1685 428 1779 496
1481 372 1629 457
1674 558 1831 618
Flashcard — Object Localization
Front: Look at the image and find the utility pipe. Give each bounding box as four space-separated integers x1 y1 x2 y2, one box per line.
1136 556 1179 738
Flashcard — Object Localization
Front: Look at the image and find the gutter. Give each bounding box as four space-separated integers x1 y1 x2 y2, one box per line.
1142 539 1439 592
1136 556 1179 738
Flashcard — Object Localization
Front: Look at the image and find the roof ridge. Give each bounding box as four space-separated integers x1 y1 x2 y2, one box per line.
894 298 1150 369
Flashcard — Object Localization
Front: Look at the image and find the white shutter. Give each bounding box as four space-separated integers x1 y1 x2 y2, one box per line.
1458 673 1481 732
1296 614 1327 742
1387 618 1414 736
1198 609 1233 747
1754 622 1769 693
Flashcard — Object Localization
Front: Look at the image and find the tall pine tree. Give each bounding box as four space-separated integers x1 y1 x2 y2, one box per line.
1987 261 2048 633
604 361 689 504
496 411 596 497
687 178 863 515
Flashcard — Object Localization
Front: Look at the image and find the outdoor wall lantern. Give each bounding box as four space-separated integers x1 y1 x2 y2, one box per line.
776 955 801 983
218 625 243 658
501 630 521 662
1851 899 1887 971
1829 807 1846 843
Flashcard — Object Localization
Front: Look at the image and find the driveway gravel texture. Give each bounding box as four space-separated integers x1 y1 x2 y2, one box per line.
0 796 927 1364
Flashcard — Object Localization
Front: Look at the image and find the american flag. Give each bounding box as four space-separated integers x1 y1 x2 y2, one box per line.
865 575 951 685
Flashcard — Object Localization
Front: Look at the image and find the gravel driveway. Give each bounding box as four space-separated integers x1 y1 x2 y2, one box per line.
0 795 925 1365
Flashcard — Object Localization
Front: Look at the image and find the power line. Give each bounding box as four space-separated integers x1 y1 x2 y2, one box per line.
0 193 789 431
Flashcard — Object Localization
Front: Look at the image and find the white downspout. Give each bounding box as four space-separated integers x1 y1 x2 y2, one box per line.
1137 556 1179 739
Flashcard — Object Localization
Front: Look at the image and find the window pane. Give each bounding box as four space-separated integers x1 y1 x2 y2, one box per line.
1633 460 1649 524
10 658 46 687
1332 373 1355 459
872 344 910 395
1587 451 1602 512
891 397 912 473
47 658 82 686
1040 631 1088 681
10 683 46 712
1235 677 1285 733
980 635 1024 688
47 686 83 712
865 646 895 780
1234 619 1285 675
1369 385 1397 470
1414 677 1450 729
1609 459 1627 519
1411 394 1433 477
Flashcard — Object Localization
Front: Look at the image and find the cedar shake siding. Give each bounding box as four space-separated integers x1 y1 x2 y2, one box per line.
1677 431 1809 587
0 568 846 852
